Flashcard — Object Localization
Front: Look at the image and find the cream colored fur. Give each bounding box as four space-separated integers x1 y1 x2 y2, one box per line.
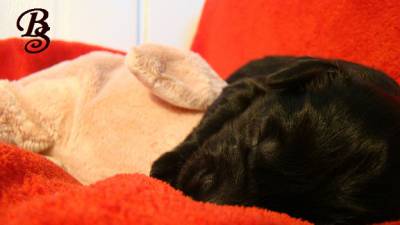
0 44 227 184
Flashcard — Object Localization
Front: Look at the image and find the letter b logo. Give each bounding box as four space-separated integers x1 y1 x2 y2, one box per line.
16 8 51 54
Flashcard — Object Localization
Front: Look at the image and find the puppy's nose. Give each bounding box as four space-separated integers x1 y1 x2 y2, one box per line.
204 197 227 206
205 196 245 206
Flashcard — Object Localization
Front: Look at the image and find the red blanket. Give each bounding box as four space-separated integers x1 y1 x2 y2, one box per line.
192 0 400 82
0 143 311 225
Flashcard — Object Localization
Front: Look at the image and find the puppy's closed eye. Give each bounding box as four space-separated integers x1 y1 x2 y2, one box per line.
179 169 216 198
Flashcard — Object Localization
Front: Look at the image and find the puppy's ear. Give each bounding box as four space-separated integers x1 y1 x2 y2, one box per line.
126 43 227 111
265 58 338 89
227 56 301 83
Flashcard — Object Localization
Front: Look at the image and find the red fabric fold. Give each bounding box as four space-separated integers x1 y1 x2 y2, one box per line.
0 38 124 80
0 144 311 225
192 0 400 83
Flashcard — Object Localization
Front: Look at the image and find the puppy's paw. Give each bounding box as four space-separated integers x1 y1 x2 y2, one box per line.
126 43 227 111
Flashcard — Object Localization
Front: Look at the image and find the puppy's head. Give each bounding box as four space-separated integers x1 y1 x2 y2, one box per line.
151 56 400 224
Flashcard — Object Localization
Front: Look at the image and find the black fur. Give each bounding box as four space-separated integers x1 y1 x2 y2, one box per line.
150 56 400 225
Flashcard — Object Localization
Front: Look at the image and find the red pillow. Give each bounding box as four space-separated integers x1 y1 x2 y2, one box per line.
192 0 400 83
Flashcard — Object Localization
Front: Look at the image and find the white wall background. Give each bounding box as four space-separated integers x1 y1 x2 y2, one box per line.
0 0 205 51
140 0 205 48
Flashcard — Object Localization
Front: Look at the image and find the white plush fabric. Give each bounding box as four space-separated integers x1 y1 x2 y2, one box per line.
0 44 227 184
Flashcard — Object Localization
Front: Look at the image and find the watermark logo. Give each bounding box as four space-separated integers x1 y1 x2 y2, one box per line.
16 8 51 54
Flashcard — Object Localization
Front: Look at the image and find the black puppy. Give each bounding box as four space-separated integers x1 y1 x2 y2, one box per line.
150 56 400 225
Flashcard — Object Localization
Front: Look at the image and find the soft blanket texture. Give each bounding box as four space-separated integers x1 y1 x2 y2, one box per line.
0 39 226 184
192 0 400 83
0 143 312 225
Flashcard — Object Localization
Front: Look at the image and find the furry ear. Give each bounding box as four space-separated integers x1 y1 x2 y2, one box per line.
265 58 338 89
126 43 227 111
0 81 55 152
